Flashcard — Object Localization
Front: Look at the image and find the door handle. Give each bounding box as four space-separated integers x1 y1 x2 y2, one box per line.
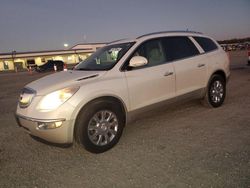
164 71 173 76
198 63 205 68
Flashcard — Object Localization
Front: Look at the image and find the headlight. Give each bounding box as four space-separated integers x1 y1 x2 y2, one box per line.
37 86 79 111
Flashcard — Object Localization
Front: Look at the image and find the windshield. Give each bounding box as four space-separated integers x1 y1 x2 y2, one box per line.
75 42 134 71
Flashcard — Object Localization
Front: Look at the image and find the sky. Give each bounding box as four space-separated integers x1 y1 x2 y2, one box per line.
0 0 249 53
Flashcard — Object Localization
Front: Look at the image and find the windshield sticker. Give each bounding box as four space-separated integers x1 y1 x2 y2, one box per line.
109 48 122 61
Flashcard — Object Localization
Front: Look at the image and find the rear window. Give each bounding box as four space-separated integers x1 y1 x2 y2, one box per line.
193 37 218 52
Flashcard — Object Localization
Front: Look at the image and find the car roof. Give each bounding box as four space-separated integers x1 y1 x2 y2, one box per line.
109 31 209 45
136 30 203 39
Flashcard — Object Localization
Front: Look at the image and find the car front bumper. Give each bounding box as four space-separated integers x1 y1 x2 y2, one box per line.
15 113 74 144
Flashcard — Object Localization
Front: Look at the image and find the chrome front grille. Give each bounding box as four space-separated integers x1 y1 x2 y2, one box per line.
19 87 36 108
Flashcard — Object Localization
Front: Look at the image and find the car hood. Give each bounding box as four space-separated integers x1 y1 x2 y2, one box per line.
26 70 106 95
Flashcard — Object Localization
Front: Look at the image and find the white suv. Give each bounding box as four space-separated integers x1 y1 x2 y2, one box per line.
16 31 230 153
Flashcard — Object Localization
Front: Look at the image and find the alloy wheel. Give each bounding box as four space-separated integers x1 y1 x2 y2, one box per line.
87 110 118 146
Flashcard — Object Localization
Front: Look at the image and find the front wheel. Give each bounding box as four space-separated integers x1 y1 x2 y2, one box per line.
203 74 226 108
74 100 125 153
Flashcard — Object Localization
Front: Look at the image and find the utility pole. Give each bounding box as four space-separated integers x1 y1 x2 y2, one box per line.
12 50 17 72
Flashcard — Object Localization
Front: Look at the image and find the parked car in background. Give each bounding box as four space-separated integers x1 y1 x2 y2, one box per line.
35 60 64 72
26 59 37 71
16 31 230 153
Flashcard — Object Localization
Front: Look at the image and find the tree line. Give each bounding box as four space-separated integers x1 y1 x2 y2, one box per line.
218 37 250 44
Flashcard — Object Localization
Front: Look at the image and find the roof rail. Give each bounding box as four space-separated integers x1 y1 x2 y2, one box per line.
107 38 129 44
137 30 203 39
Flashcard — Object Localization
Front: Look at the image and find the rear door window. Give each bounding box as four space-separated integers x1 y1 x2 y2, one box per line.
193 37 218 52
162 36 200 62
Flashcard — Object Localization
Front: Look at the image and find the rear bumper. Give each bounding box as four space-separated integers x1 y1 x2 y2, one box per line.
15 113 74 144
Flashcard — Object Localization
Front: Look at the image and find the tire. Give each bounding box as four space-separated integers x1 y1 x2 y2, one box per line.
203 74 226 108
74 99 125 153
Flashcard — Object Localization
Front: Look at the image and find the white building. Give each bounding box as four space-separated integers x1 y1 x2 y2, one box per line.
0 43 105 71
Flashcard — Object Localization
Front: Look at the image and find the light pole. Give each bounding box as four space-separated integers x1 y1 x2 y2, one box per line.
12 50 16 72
63 43 69 70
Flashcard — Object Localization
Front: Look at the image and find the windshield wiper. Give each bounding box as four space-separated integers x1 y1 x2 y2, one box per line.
77 68 97 71
75 68 105 71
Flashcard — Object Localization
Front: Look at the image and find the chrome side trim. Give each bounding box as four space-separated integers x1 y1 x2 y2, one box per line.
127 88 205 123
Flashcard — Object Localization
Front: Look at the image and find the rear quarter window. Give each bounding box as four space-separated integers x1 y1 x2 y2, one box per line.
193 37 218 53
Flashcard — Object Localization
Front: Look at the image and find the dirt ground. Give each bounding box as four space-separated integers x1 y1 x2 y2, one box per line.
0 51 249 187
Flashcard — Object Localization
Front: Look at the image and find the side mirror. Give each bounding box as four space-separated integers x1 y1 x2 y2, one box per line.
129 56 148 68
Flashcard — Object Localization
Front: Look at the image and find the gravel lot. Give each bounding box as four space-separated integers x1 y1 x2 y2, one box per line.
0 51 249 187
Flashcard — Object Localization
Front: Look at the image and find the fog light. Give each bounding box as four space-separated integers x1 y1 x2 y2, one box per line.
37 121 63 130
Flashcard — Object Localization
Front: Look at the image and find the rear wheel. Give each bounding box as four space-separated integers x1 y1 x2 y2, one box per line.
75 100 125 153
203 74 226 108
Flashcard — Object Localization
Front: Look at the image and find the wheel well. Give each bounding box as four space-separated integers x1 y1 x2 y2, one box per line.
77 96 127 124
204 70 226 97
212 70 226 82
